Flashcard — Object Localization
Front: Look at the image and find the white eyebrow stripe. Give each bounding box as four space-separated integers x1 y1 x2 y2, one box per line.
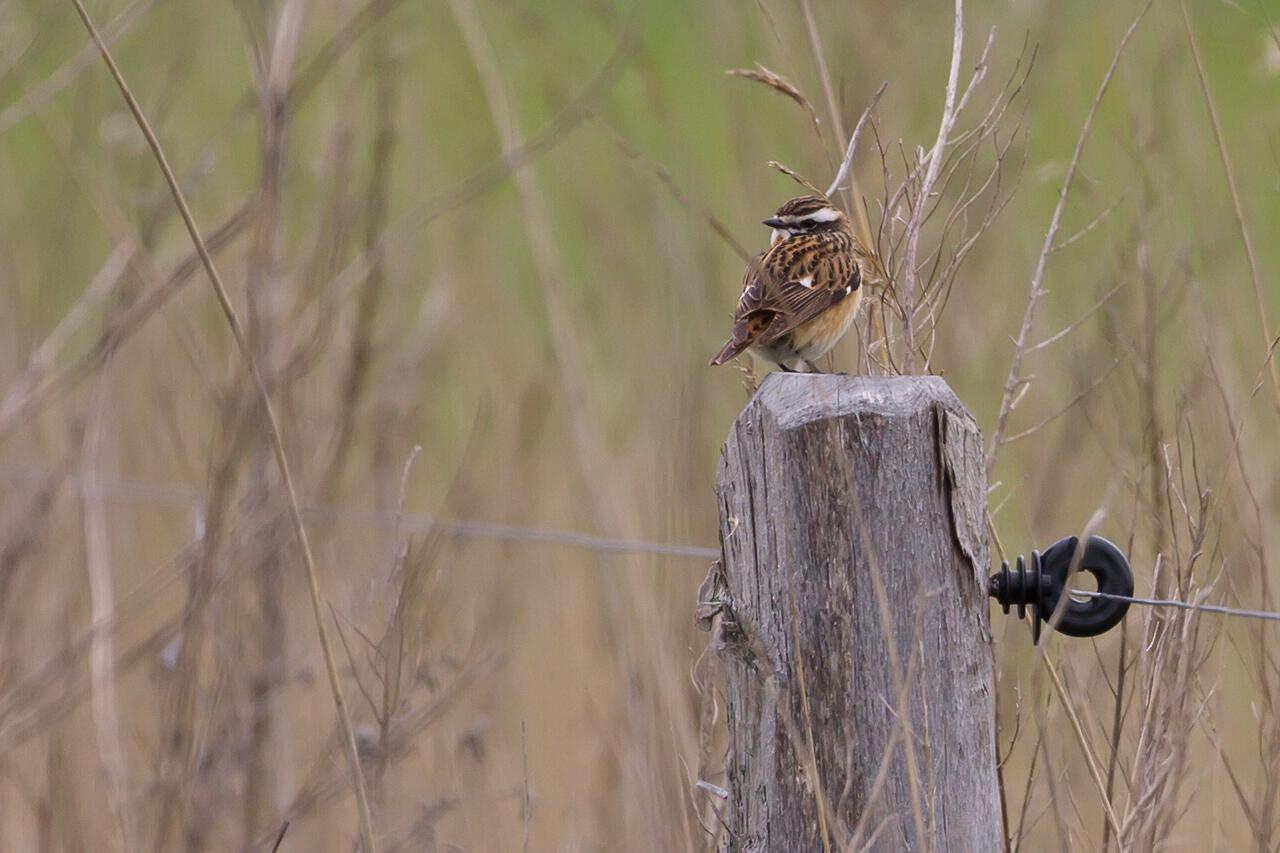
801 207 841 223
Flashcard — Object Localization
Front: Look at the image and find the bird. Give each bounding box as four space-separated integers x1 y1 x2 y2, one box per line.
710 194 875 373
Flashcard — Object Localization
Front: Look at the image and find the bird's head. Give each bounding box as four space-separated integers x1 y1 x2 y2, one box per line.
763 195 847 244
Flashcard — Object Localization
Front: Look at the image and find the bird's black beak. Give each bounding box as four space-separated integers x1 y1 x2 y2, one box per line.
762 217 785 228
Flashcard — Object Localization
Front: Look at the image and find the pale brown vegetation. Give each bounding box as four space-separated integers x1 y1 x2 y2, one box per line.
2 0 1280 850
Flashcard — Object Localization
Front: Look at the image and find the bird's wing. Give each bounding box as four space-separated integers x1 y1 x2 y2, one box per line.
714 233 862 363
755 233 859 345
709 254 777 364
709 255 779 365
731 253 772 318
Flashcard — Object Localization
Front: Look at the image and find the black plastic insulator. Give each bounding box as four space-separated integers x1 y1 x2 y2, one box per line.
988 535 1134 644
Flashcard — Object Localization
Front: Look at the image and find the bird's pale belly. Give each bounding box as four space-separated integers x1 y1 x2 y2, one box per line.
754 288 862 366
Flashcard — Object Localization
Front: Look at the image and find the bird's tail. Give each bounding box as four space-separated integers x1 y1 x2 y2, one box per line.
710 336 750 366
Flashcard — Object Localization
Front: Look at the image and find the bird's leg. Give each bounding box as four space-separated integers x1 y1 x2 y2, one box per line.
778 363 797 373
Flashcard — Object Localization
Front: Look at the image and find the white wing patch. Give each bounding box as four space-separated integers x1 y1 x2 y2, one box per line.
800 275 815 289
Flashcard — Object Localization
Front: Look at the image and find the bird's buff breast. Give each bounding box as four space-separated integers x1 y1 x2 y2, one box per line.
756 288 862 365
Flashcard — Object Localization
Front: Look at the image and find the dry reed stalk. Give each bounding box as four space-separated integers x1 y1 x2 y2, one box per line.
0 455 73 612
0 610 182 749
1119 593 1215 848
281 0 406 118
238 2 309 842
1178 0 1280 410
324 19 398 495
67 3 377 852
1100 532 1137 853
0 520 199 748
81 362 132 851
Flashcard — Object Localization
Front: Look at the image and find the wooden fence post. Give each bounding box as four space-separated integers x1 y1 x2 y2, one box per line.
706 373 1001 852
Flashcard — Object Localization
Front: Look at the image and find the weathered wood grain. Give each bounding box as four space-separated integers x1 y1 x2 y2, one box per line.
712 373 1000 852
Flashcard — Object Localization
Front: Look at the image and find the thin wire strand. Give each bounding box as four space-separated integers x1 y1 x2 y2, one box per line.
26 468 1280 615
1077 590 1280 624
2 463 720 561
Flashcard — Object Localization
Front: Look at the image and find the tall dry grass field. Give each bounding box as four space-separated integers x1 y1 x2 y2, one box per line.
2 0 1280 849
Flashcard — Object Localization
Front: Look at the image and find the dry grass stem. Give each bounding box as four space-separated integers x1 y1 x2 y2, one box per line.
67 2 376 849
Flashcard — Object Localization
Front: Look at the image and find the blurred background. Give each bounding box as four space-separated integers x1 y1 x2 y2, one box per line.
2 0 1279 849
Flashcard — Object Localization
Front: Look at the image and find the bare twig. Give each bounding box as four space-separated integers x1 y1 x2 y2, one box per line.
1026 280 1127 354
1050 191 1131 254
999 355 1124 445
900 0 969 373
767 160 824 196
824 82 888 200
986 0 1154 473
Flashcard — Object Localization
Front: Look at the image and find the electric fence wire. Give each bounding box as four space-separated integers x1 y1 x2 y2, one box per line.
1 462 720 560
1075 589 1280 624
13 462 1280 621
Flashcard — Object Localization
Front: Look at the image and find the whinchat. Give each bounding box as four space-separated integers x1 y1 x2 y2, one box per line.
711 195 874 372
